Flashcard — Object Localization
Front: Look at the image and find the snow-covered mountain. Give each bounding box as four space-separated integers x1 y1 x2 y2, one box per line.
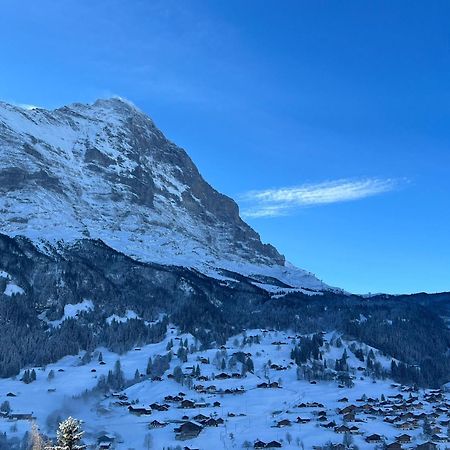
0 98 329 292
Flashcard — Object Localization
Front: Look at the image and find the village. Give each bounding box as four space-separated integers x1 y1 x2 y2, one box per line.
0 325 448 449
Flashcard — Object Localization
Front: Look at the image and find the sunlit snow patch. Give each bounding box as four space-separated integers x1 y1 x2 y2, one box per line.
43 299 94 327
106 310 140 324
3 283 25 296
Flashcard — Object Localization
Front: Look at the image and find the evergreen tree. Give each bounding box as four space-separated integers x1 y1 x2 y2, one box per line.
0 401 10 414
354 348 364 362
52 417 86 450
176 346 187 363
390 360 397 376
106 370 114 387
96 375 107 393
22 370 30 384
146 357 153 376
173 366 184 384
113 360 125 390
80 351 91 365
342 349 348 362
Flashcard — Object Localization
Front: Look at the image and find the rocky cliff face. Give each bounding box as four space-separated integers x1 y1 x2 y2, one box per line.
0 98 328 291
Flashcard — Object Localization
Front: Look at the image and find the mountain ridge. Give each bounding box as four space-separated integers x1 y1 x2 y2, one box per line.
0 97 331 293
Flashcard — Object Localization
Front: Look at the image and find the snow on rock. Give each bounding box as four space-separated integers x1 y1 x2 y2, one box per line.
0 98 338 293
0 270 25 296
43 299 94 326
0 270 10 279
106 310 140 324
3 282 24 296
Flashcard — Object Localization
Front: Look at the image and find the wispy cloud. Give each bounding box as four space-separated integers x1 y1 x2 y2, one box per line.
240 178 402 218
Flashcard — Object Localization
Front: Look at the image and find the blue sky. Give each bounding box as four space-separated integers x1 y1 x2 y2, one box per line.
1 0 449 294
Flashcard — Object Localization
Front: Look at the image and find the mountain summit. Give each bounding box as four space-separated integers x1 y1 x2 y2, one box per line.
0 98 328 291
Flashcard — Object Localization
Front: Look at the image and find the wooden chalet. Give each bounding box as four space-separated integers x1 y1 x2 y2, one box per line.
174 421 203 440
128 405 151 416
366 434 383 443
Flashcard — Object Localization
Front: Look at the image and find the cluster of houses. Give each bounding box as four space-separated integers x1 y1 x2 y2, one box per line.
309 387 450 449
109 388 229 441
360 388 449 447
233 385 450 450
86 331 450 449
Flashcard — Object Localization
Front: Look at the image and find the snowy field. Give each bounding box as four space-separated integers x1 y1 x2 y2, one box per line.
0 326 447 449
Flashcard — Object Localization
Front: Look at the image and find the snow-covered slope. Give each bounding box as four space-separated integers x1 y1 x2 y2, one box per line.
0 98 330 291
0 327 446 449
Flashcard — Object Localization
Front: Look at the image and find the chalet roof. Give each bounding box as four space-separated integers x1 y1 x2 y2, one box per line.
203 418 219 426
385 443 402 450
366 434 382 440
97 434 115 443
253 440 266 448
339 405 358 414
296 416 311 423
193 413 208 421
431 434 448 441
276 419 291 426
415 442 438 450
396 433 411 442
174 421 203 434
9 413 34 419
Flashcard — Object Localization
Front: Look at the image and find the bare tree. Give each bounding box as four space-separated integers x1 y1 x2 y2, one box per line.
286 432 292 444
30 423 49 450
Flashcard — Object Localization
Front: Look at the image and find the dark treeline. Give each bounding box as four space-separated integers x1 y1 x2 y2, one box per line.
0 294 168 377
1 233 450 387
